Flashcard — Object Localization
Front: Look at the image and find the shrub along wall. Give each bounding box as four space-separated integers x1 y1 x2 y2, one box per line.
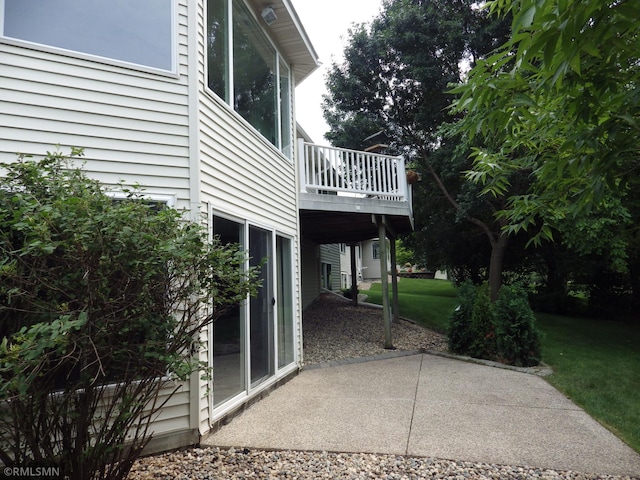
0 150 260 480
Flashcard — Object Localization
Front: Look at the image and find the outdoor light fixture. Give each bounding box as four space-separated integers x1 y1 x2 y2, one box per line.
261 6 277 25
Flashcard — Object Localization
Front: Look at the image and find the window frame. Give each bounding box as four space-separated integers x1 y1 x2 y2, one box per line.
0 0 178 75
209 209 298 413
205 0 294 159
105 191 176 208
372 241 380 260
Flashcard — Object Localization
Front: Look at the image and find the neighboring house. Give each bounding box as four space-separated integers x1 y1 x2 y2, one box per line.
360 238 392 281
319 244 341 292
339 243 361 289
338 239 394 286
0 0 413 453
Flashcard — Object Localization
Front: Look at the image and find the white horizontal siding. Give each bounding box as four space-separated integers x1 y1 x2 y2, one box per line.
147 388 191 431
199 98 298 232
0 0 196 443
195 0 296 231
194 0 302 434
0 1 192 206
320 244 342 292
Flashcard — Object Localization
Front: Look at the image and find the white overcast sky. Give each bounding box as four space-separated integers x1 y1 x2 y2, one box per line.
289 0 383 145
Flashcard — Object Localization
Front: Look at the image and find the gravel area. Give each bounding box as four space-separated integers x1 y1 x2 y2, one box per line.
126 291 637 480
303 292 448 366
128 447 637 479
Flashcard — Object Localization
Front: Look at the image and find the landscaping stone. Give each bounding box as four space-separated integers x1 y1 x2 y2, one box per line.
303 293 448 366
128 447 637 479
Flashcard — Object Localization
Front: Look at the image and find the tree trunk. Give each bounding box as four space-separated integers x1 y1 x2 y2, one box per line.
488 233 509 302
424 157 508 301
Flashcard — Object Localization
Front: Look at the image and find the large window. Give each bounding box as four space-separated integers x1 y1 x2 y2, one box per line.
1 0 174 71
279 59 292 157
207 0 293 158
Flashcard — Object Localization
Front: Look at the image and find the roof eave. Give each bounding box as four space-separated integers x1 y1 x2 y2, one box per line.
250 0 321 84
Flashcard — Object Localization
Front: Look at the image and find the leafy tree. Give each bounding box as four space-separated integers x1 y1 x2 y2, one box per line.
452 0 640 245
394 239 415 267
0 150 260 480
449 0 640 313
322 0 515 299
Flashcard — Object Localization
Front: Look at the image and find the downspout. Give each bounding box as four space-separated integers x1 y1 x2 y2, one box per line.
350 243 358 307
186 0 203 435
293 90 305 367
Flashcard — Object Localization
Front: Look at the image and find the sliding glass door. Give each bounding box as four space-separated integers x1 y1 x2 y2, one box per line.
212 217 245 407
276 236 294 368
211 216 296 409
249 225 273 385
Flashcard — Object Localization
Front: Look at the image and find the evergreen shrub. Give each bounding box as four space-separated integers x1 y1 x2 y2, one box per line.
448 282 542 367
468 283 496 359
447 281 476 354
493 284 542 367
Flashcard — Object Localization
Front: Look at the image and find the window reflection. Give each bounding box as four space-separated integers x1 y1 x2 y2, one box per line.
233 1 277 146
3 0 173 71
206 0 291 156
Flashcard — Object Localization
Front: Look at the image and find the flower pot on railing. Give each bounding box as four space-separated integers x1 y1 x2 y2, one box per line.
406 170 420 185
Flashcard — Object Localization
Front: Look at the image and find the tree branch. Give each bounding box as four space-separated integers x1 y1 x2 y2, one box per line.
423 155 499 247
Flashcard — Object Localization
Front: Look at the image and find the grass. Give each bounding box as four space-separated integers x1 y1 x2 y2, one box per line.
362 278 640 454
536 313 640 453
364 279 457 333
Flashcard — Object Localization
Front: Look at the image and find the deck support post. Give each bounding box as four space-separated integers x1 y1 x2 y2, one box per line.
376 216 393 349
390 236 399 323
350 243 358 307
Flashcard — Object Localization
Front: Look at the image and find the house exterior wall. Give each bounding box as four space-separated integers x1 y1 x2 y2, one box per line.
195 0 302 428
0 0 311 452
319 244 341 292
300 240 321 309
361 239 391 281
0 0 195 448
339 243 362 289
0 9 192 204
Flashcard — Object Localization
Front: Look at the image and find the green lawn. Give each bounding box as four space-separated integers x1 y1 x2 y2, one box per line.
364 279 457 333
536 313 640 453
362 278 640 453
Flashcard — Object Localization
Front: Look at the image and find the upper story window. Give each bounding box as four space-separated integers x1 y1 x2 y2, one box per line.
207 0 293 158
0 0 174 72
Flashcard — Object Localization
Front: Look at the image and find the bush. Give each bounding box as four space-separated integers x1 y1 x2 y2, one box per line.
468 284 496 359
341 287 359 299
447 281 476 354
0 150 260 479
448 282 542 367
493 285 542 367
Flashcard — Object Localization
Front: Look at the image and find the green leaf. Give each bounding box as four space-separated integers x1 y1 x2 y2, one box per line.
514 5 536 32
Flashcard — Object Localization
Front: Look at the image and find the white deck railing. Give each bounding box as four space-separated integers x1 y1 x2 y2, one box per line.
297 140 409 202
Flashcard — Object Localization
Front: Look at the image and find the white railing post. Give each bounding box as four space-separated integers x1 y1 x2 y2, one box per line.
397 157 408 202
297 138 307 193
